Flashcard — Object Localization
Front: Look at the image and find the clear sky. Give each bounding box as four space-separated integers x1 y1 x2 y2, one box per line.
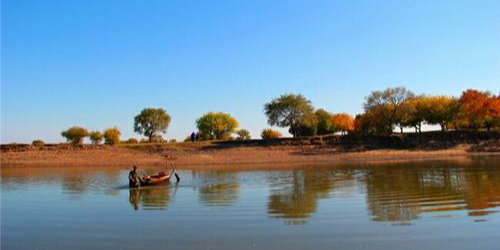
1 0 499 143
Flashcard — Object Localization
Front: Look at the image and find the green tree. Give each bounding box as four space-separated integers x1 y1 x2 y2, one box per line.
236 129 251 140
296 112 318 136
196 112 239 140
61 126 89 145
315 109 336 135
134 108 171 142
264 94 315 137
89 131 103 145
364 87 415 134
103 127 121 145
354 110 390 136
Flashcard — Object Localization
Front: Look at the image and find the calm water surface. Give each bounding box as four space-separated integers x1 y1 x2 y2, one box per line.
2 157 500 250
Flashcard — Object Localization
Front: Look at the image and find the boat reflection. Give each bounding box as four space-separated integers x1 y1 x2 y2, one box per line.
128 185 172 210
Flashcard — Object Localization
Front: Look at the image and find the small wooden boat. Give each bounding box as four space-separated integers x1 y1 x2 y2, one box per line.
140 171 171 186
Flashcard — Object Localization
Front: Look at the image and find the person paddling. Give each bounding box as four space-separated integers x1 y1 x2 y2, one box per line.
129 165 143 188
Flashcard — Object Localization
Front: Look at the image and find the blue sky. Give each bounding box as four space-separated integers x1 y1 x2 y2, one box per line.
2 0 499 143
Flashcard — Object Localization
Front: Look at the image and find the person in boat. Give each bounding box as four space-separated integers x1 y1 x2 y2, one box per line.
129 165 143 188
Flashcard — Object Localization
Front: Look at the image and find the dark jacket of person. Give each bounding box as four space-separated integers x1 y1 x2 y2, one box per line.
129 170 142 188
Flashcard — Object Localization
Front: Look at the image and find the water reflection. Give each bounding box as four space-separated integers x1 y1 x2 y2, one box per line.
365 159 500 225
194 171 240 207
128 186 172 210
2 157 500 227
267 169 356 225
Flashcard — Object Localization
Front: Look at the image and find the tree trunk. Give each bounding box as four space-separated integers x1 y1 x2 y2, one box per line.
440 123 446 132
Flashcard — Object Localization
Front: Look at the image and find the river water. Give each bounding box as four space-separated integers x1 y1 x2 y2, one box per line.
2 156 500 250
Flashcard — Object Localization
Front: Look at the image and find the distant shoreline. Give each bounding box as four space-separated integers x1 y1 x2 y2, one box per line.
2 131 499 168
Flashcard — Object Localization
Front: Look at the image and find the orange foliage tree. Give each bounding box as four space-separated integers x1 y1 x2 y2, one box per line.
103 127 121 145
261 128 282 139
483 95 500 130
331 113 354 135
458 89 500 130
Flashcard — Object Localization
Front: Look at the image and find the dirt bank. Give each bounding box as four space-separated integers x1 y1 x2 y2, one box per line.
2 131 499 167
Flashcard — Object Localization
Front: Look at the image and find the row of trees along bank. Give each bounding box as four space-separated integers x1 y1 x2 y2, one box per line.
57 87 499 145
264 88 498 137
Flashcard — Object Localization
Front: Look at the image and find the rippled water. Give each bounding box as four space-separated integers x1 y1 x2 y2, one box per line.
2 156 500 250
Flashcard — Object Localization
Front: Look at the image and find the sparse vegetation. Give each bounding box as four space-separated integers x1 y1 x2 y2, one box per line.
127 138 138 144
31 88 500 146
32 140 44 147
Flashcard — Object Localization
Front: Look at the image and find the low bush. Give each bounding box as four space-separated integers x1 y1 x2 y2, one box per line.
127 138 138 144
261 128 282 139
32 140 45 147
89 131 103 145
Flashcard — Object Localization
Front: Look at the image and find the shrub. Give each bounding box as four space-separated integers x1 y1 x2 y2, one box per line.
32 140 45 147
236 129 251 140
151 134 165 143
61 126 89 145
127 138 138 144
103 127 121 145
89 131 103 145
261 128 282 139
169 139 177 143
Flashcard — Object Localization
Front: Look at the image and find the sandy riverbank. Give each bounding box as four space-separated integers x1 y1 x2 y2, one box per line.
1 141 499 168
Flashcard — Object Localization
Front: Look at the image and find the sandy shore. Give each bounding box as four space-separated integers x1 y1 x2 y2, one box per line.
2 141 499 168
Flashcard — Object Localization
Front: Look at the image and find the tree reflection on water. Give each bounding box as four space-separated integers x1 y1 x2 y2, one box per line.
265 158 500 226
365 159 500 225
195 171 240 207
267 170 355 225
2 158 499 226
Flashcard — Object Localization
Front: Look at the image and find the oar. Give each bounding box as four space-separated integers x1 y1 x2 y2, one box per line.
170 164 180 183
